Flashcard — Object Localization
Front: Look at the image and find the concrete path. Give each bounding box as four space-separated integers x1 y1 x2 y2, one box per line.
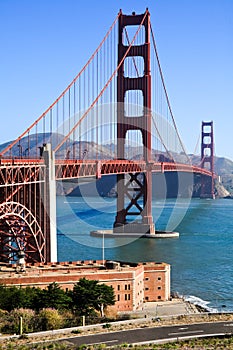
143 299 199 317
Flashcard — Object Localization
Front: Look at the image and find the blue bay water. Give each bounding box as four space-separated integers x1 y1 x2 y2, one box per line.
57 196 233 312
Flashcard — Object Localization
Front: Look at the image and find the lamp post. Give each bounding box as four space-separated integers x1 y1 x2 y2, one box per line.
102 232 105 266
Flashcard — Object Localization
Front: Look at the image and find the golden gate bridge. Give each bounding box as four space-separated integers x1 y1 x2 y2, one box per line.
0 9 215 264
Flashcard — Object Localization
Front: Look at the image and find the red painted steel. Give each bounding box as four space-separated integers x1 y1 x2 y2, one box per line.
0 202 45 263
0 168 48 263
113 10 155 234
55 160 213 179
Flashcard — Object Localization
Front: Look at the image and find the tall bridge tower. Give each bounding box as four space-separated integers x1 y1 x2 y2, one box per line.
114 10 155 234
200 121 215 199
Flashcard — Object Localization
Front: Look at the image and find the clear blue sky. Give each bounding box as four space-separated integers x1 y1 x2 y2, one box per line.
0 0 232 159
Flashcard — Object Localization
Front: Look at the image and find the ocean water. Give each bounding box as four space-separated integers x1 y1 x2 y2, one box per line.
57 196 233 312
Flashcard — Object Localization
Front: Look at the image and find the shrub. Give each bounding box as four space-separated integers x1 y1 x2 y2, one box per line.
36 308 62 331
59 310 77 328
71 329 81 334
102 323 111 329
1 308 35 334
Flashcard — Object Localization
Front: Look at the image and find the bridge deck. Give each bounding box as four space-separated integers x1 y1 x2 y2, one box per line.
0 159 213 183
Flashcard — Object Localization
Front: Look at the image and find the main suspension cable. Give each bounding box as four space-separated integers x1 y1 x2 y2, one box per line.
55 10 149 153
0 13 121 158
150 24 190 163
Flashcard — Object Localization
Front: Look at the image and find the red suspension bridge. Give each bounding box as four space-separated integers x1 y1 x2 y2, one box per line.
0 9 215 264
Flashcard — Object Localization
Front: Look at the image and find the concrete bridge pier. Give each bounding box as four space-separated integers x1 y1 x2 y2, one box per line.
42 143 57 262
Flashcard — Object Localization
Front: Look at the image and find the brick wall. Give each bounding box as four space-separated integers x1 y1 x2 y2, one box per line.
0 260 170 312
143 263 170 302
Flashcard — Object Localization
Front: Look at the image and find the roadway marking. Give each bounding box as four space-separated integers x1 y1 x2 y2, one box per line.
168 330 204 336
224 324 233 327
86 340 118 346
179 327 189 330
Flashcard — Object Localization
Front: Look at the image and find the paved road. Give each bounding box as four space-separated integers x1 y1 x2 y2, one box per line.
65 321 233 347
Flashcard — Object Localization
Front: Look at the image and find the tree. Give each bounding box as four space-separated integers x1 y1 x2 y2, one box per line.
27 287 45 311
0 285 25 311
71 278 115 317
0 283 72 312
94 283 115 317
42 282 71 310
72 278 98 316
20 287 42 310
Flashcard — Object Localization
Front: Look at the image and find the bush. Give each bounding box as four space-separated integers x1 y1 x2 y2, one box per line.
19 334 29 339
1 308 35 334
102 323 111 329
71 329 81 334
59 310 77 328
36 308 62 331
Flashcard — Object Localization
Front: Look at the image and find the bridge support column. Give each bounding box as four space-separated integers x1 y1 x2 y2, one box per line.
200 121 215 199
42 144 57 262
113 10 155 235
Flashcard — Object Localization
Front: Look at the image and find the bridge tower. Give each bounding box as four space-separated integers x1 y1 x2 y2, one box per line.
114 10 155 234
200 121 215 199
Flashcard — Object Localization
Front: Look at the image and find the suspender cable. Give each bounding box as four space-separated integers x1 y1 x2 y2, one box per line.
0 13 120 158
150 24 190 163
54 10 148 154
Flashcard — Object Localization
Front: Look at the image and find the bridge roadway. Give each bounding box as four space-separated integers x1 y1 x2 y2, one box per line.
0 158 213 186
0 158 211 178
55 160 213 180
63 321 233 347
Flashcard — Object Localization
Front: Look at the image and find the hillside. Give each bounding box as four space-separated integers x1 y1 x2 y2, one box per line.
190 155 233 196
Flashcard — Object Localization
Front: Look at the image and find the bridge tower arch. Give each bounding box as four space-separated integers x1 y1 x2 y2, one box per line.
114 10 155 234
0 143 57 264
